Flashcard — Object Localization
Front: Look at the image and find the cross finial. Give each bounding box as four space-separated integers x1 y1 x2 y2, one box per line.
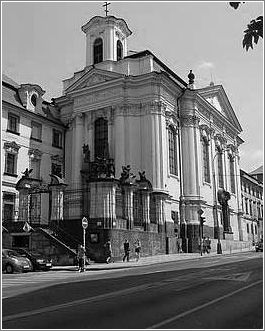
103 2 111 16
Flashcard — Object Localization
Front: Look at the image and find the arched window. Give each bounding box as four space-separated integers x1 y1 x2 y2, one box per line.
94 117 108 158
217 150 224 188
168 126 178 176
229 155 236 193
93 38 103 64
202 139 210 183
117 40 123 61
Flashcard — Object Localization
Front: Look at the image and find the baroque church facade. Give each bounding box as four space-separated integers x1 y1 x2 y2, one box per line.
2 13 256 263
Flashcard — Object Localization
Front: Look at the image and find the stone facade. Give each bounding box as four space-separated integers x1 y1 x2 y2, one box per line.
2 14 257 262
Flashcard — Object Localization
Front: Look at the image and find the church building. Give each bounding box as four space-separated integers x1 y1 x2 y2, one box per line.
2 11 254 263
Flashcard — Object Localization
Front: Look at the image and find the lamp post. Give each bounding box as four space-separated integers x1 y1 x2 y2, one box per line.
82 217 88 271
212 152 222 254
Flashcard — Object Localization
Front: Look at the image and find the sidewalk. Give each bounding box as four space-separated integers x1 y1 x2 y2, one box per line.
52 248 255 272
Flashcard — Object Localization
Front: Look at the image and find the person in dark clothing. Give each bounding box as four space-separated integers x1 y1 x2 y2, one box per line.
123 239 130 262
104 240 113 263
77 244 85 272
134 239 141 262
206 237 211 254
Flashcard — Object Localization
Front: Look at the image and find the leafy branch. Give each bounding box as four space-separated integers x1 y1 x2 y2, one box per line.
229 2 263 51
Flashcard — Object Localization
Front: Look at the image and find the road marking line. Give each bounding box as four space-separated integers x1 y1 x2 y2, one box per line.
147 279 263 329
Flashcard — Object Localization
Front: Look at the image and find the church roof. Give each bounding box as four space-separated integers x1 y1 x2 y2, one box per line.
82 15 132 36
125 49 187 88
2 74 63 125
250 165 263 175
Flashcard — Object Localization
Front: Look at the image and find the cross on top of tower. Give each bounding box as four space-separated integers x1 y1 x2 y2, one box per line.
103 2 111 16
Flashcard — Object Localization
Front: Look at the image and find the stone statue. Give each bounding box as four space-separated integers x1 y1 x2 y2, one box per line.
138 171 146 181
119 165 136 184
82 144 90 163
22 168 33 178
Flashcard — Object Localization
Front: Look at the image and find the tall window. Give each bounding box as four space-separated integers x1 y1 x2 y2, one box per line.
168 126 178 176
117 40 123 60
202 139 210 183
249 200 252 216
7 113 20 134
93 38 103 64
5 153 17 175
3 193 15 222
229 156 236 193
31 121 42 141
217 151 224 188
94 118 108 158
52 129 62 148
245 198 248 214
30 158 41 179
247 223 249 233
51 163 62 178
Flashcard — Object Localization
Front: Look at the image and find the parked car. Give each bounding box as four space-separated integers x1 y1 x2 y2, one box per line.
2 249 33 274
255 241 263 252
13 248 52 271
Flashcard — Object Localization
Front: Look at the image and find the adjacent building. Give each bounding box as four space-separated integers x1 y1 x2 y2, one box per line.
2 74 65 249
240 167 263 242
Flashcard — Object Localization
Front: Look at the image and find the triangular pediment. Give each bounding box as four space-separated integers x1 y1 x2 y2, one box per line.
65 68 124 93
197 85 242 132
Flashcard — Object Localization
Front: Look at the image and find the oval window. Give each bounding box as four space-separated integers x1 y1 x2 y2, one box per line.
31 94 37 107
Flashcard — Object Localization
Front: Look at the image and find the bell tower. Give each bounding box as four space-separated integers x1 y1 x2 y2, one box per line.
81 15 132 67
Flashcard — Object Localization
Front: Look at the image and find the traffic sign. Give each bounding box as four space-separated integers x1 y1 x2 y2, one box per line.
82 217 88 229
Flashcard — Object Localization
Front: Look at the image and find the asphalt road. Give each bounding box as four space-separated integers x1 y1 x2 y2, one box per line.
2 252 263 329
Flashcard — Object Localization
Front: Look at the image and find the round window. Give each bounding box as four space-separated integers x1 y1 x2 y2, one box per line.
31 94 37 107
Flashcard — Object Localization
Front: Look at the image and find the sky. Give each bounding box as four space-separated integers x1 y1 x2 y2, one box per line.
2 1 263 173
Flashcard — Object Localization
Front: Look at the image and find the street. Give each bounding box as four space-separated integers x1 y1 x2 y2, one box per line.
2 252 263 329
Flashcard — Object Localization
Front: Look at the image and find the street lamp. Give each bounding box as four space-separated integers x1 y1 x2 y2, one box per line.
212 152 222 254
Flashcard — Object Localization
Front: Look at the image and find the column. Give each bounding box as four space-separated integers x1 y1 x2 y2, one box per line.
122 185 134 229
72 113 84 186
88 180 118 228
179 89 201 252
153 193 166 233
142 190 150 231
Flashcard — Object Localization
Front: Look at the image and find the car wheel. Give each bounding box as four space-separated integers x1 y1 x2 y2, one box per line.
6 264 14 274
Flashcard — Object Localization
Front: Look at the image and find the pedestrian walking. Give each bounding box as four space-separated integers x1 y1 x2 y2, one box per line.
77 244 85 272
206 237 211 254
104 239 113 263
134 239 141 262
123 239 130 262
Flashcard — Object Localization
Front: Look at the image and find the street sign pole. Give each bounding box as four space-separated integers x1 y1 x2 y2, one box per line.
83 227 86 271
82 217 88 271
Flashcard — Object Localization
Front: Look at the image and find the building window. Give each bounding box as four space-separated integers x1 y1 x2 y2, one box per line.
5 153 17 175
229 156 236 193
52 129 62 148
249 200 252 216
7 113 20 134
217 151 224 188
202 139 210 183
31 94 37 107
117 40 123 61
251 223 254 234
3 193 15 222
245 198 248 214
31 121 42 141
51 163 62 178
255 225 257 235
94 117 108 158
30 158 41 179
247 223 249 233
93 38 103 64
168 126 178 176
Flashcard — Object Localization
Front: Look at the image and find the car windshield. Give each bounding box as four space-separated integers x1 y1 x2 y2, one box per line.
6 250 21 257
